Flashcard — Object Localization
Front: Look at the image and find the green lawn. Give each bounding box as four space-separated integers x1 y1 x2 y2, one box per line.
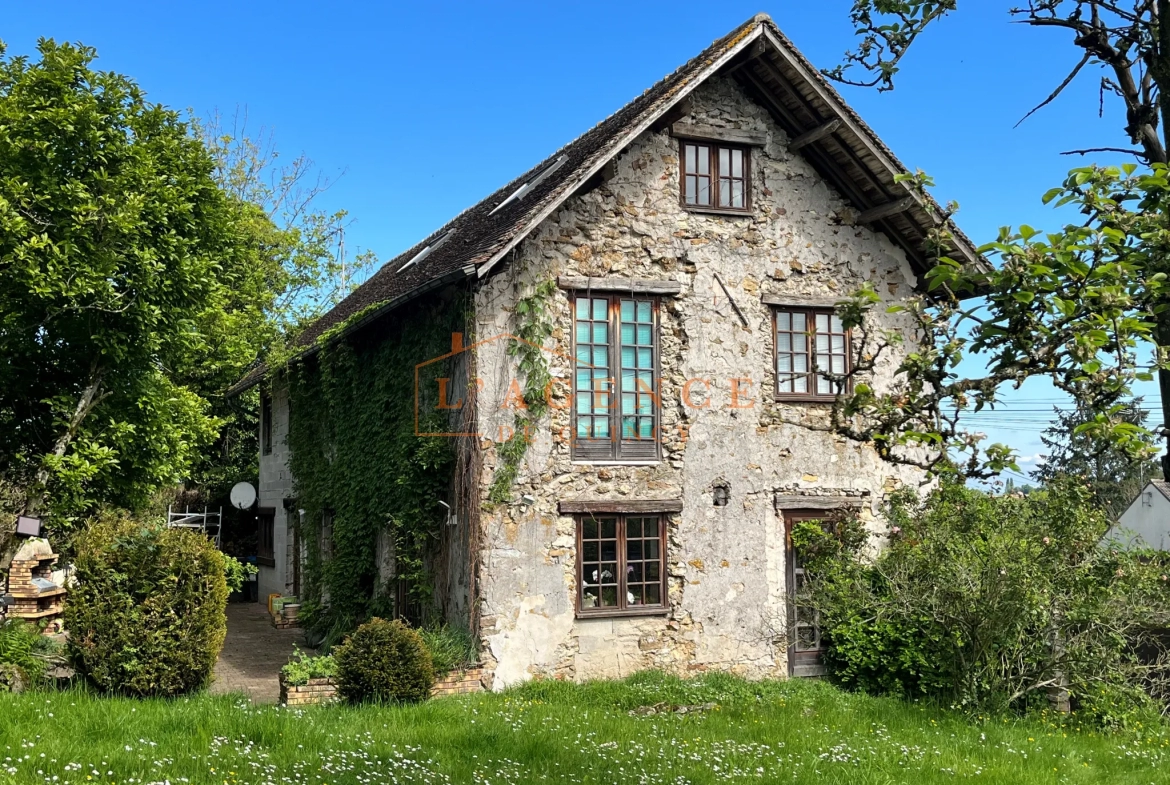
1 673 1168 784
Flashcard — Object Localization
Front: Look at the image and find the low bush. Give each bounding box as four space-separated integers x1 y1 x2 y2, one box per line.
280 647 335 686
799 480 1170 726
65 512 231 697
334 617 434 704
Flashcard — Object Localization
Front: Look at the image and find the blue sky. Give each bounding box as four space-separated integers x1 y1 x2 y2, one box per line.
5 1 1162 476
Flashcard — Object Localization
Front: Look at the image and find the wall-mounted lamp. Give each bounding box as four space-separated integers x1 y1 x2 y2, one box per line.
519 494 537 507
438 500 455 526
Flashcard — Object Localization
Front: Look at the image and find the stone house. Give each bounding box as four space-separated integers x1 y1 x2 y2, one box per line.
231 13 986 687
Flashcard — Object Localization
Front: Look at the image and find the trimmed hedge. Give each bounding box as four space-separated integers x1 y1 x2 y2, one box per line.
65 514 229 697
335 618 434 703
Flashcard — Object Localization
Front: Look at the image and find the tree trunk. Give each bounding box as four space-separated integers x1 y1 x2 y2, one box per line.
1155 5 1170 478
23 362 106 517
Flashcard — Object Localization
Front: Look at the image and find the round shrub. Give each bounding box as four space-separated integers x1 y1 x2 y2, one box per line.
334 618 434 703
65 513 229 697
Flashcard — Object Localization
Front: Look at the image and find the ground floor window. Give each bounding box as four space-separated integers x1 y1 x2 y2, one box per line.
576 514 666 616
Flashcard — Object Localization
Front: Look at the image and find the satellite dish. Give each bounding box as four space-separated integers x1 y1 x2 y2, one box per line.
230 482 257 510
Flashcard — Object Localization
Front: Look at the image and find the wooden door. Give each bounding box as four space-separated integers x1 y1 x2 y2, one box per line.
785 511 828 677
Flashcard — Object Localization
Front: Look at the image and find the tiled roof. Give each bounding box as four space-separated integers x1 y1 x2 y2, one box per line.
1151 479 1170 502
229 13 985 394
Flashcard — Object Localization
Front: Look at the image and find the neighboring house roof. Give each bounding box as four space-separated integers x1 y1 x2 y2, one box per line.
229 12 988 395
1151 479 1170 503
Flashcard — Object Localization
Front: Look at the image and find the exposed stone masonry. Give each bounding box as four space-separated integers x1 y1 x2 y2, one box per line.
474 76 925 689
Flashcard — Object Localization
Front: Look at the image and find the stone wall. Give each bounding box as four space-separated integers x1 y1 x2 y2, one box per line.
473 76 926 689
257 383 293 602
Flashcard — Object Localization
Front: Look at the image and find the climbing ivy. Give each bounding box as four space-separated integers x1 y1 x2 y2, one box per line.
283 291 463 644
487 278 557 504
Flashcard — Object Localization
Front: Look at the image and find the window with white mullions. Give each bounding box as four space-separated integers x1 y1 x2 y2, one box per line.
773 307 851 400
718 147 746 208
813 312 849 396
683 143 712 206
775 310 810 395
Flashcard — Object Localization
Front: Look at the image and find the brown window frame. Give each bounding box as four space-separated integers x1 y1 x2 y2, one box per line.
772 307 853 402
570 292 661 463
576 513 668 618
679 140 751 212
261 392 273 455
257 507 276 568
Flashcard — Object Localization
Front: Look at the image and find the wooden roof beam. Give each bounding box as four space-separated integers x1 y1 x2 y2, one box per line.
787 118 842 151
736 69 926 269
651 96 693 133
855 196 916 224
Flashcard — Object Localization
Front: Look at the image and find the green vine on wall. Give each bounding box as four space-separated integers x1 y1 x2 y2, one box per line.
282 292 463 645
487 278 558 504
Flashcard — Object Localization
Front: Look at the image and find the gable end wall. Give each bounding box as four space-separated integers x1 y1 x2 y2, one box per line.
473 76 927 688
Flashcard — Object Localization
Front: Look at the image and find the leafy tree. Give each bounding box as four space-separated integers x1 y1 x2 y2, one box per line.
0 38 273 519
0 39 377 522
815 2 1170 479
183 111 377 501
1032 398 1162 518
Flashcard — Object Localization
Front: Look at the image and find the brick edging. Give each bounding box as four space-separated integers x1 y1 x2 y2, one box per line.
278 667 484 705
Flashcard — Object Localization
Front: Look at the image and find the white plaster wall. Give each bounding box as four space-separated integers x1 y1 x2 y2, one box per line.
474 76 926 688
1109 485 1170 550
257 383 293 602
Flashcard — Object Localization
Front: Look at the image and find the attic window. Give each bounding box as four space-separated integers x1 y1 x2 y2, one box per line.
681 141 749 212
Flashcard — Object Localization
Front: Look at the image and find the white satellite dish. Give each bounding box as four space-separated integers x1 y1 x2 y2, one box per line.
230 482 257 510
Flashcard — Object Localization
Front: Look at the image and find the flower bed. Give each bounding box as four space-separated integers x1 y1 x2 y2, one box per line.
278 667 483 705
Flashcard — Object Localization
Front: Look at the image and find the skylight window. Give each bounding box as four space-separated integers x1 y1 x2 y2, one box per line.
488 155 568 216
397 230 455 273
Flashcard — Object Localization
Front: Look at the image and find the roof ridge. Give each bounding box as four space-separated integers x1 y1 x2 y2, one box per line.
228 12 984 395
